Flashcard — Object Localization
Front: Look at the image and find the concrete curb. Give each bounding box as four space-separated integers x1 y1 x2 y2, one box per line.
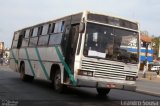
136 89 160 97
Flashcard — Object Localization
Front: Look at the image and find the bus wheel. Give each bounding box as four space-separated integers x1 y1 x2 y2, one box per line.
96 88 110 96
52 69 65 93
20 63 34 82
20 63 26 81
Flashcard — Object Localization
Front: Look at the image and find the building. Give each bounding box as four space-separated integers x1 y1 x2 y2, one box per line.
0 42 4 58
140 32 153 70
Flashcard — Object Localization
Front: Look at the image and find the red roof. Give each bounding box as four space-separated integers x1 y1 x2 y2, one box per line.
140 35 152 42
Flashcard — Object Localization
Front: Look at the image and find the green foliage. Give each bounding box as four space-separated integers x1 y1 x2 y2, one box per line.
152 37 160 56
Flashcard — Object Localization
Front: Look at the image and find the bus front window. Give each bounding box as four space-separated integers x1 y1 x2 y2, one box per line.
83 22 139 64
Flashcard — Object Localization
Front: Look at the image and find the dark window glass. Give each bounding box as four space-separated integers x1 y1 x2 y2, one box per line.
88 13 138 30
84 22 139 64
120 19 138 30
49 33 62 45
48 23 55 34
61 21 65 32
54 21 65 33
17 31 25 49
108 17 120 26
29 37 38 46
30 29 34 37
37 26 43 36
88 14 109 23
38 35 49 46
48 24 51 33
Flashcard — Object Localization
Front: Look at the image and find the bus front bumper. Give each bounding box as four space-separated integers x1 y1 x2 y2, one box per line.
76 77 136 91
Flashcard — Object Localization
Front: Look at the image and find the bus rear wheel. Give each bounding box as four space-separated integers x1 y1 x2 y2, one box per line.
96 88 110 96
52 69 66 93
20 63 34 82
20 63 26 81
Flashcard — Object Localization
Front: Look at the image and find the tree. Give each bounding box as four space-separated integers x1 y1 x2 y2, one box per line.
152 36 160 57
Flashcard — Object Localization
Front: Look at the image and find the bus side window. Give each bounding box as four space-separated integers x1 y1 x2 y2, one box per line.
32 27 38 37
48 23 55 34
29 27 39 47
30 28 34 37
37 26 43 36
17 31 25 49
38 35 49 46
54 21 64 33
21 29 30 47
11 32 20 48
38 24 49 46
42 24 49 35
25 29 30 38
48 33 63 45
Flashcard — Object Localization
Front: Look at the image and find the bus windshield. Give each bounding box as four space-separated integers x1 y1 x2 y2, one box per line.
83 22 139 64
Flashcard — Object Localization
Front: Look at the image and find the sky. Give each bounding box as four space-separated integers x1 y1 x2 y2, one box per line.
0 0 160 48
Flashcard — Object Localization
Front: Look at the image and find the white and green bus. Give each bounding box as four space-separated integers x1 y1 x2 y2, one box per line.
10 11 140 96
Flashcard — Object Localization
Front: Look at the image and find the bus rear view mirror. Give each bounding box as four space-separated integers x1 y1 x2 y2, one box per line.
79 22 85 33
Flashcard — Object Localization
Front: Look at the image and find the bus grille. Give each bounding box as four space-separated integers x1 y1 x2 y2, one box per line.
81 59 137 80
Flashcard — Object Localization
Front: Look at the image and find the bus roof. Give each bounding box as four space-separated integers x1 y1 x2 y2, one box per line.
15 10 138 32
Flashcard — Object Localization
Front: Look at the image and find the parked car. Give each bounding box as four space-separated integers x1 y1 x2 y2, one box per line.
151 65 160 75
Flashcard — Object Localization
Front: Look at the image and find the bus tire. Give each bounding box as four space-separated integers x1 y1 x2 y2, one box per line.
20 63 26 81
52 69 65 93
96 88 110 96
20 63 34 82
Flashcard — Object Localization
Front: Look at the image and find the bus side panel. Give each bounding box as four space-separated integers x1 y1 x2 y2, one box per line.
18 47 63 81
9 49 18 72
23 59 34 76
19 48 38 77
9 59 17 72
34 47 63 80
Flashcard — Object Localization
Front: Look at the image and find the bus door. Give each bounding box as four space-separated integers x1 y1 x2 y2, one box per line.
65 24 79 73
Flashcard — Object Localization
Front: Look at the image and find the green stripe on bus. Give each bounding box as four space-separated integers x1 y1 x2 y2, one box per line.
55 46 76 86
11 50 18 64
35 48 49 80
24 48 35 76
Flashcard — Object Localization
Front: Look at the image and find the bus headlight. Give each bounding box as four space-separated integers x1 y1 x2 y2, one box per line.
78 70 93 77
126 76 136 81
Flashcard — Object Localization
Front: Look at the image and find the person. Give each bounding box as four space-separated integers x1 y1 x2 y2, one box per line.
105 44 113 58
143 61 148 78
